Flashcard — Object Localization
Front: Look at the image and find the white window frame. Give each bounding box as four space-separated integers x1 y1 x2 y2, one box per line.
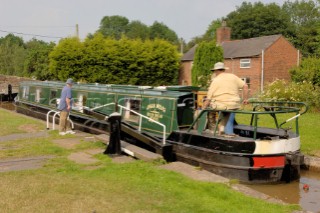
240 59 251 68
35 88 41 103
22 86 29 99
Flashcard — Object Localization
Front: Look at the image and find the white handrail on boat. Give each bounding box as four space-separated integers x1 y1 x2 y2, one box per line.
46 110 74 130
46 110 57 129
86 102 167 145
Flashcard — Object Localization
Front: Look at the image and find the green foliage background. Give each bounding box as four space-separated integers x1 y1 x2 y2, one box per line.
49 34 180 85
97 15 179 45
290 57 320 86
259 79 320 109
191 41 223 88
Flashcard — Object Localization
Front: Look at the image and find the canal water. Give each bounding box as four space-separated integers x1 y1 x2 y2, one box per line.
247 170 320 212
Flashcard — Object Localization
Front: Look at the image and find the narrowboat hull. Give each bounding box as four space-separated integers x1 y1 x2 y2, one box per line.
167 131 303 183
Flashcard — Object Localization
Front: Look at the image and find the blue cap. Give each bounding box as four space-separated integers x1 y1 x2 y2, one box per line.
66 78 74 84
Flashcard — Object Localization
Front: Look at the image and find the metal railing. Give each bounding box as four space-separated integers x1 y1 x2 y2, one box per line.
188 101 308 140
46 110 74 130
85 102 167 145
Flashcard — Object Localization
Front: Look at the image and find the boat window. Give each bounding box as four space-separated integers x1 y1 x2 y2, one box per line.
49 90 57 106
124 98 141 122
22 86 29 99
177 95 195 127
73 93 87 113
35 88 42 103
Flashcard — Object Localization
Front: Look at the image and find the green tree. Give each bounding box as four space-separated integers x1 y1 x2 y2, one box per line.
24 39 55 80
140 39 180 85
149 21 179 44
184 20 222 53
283 0 320 26
81 33 111 83
97 15 129 39
203 19 223 42
226 2 294 39
126 20 150 40
191 41 223 87
282 0 320 56
49 37 85 81
0 34 26 76
49 35 180 85
0 34 24 46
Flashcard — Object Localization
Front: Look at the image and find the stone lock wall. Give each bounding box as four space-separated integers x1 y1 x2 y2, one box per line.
0 75 34 94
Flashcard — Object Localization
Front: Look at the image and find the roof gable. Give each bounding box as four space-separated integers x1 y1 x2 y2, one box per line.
181 34 283 61
181 45 197 61
221 34 282 58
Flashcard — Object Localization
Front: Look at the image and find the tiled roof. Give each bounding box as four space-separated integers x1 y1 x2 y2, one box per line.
222 34 282 58
181 45 197 61
181 35 282 60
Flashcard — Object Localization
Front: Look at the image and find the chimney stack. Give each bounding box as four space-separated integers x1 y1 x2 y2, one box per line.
216 21 231 45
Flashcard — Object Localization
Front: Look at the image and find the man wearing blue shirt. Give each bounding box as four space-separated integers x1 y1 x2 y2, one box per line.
58 78 75 135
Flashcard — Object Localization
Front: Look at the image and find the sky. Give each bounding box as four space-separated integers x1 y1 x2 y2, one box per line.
0 0 287 43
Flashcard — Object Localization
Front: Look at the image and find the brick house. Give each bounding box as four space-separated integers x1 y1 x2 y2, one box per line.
180 26 301 95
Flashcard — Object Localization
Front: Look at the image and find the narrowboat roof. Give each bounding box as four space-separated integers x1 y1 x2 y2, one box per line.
20 81 197 98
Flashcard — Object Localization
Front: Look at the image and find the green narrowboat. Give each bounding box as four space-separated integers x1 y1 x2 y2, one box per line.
15 80 308 184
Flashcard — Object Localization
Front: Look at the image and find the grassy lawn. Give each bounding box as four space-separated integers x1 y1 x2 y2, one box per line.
0 108 303 212
0 108 44 136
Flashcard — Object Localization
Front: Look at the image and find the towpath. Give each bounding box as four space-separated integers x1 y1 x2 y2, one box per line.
0 130 295 207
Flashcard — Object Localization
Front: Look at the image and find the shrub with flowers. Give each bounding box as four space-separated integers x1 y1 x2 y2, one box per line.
259 79 320 110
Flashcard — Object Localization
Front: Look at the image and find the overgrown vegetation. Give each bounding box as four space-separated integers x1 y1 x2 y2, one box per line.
191 41 223 88
259 79 320 110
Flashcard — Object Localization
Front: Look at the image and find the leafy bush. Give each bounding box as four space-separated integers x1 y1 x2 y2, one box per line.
49 35 180 85
259 79 320 110
290 57 320 86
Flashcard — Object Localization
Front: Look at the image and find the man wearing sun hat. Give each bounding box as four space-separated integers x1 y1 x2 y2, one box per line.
203 62 249 135
57 78 75 135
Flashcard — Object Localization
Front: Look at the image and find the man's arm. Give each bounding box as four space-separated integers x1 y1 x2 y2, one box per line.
242 83 249 104
66 98 71 111
203 99 210 109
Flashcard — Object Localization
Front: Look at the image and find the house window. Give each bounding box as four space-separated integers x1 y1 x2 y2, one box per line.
240 59 251 68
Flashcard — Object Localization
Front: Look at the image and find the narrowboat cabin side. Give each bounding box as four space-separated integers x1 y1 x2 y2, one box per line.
16 81 198 137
